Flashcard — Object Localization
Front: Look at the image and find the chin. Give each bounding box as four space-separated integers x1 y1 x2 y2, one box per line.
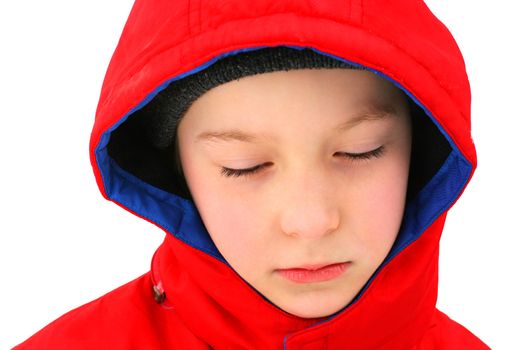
278 292 353 319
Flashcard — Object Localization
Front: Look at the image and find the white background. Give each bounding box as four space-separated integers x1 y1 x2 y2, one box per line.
0 1 523 349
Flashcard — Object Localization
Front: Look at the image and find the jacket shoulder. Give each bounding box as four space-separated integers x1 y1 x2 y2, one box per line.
416 309 491 350
13 272 163 349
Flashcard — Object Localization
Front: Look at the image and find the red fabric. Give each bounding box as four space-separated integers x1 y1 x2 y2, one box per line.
15 1 490 349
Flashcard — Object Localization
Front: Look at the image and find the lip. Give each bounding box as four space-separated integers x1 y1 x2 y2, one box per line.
277 262 351 283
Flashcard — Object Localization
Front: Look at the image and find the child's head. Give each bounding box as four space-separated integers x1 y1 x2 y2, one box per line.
147 47 412 318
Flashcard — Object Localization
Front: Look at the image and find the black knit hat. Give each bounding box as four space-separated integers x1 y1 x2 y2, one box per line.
143 46 366 150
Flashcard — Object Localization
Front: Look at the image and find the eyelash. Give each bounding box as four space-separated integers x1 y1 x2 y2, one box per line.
219 146 385 178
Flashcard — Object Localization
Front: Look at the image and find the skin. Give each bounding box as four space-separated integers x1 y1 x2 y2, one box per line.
176 68 412 319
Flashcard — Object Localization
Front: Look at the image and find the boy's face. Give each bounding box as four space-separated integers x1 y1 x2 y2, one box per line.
176 68 412 318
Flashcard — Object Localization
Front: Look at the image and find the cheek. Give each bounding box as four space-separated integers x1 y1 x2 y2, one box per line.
184 167 268 270
351 155 410 262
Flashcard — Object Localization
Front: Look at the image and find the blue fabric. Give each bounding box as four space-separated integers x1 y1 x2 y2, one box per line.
94 45 473 318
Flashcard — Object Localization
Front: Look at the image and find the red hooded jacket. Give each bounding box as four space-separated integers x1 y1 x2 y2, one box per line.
15 0 491 349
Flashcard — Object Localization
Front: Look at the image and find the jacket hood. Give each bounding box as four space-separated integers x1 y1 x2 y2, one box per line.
90 0 476 348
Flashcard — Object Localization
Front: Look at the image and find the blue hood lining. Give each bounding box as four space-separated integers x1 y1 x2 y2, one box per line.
94 45 472 318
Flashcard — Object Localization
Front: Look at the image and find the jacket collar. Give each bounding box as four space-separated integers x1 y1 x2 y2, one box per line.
150 211 446 350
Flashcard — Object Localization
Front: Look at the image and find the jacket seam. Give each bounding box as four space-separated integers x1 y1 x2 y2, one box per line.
101 10 467 129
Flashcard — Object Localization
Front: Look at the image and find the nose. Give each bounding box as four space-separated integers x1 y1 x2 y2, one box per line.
279 169 341 239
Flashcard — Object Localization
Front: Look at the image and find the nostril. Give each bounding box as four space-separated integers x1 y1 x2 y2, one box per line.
280 201 340 239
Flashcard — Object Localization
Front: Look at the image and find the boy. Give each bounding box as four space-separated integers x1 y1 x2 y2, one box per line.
15 0 490 349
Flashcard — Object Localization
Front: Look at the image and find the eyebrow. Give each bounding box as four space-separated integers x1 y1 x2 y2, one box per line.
196 103 398 144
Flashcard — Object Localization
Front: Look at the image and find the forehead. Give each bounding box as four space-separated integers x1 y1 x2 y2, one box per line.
195 101 400 144
185 69 408 144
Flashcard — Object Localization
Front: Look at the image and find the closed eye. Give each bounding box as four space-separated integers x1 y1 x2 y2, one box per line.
220 163 268 178
220 145 385 178
338 145 385 162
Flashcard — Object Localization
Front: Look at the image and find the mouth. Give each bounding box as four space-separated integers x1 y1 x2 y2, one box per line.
276 261 351 283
